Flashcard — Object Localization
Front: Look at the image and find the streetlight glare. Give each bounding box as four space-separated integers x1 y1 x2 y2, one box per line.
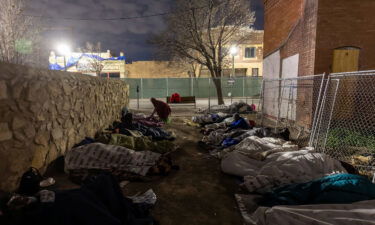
56 43 71 56
229 46 238 56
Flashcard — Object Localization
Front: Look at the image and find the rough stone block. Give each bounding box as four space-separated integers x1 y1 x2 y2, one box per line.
23 126 36 139
51 128 63 141
0 123 12 141
31 145 49 169
12 117 27 130
0 81 8 100
34 131 50 146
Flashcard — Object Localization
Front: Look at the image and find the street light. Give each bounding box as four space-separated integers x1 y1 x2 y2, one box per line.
229 45 238 78
56 43 71 71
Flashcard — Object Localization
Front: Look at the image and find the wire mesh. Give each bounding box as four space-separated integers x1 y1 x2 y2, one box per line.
122 77 263 99
258 75 325 147
312 72 375 176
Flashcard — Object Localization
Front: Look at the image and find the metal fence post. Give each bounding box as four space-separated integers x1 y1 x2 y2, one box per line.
136 85 140 109
309 73 326 147
260 79 265 126
242 76 245 99
322 79 340 152
314 76 331 149
166 77 169 97
190 77 194 96
140 78 143 99
208 78 211 112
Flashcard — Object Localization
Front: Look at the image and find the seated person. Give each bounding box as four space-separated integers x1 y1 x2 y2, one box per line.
150 98 171 122
226 113 251 132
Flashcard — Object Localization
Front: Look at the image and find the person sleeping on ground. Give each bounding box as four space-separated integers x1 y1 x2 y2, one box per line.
221 148 347 194
201 114 253 147
65 143 178 183
112 113 174 141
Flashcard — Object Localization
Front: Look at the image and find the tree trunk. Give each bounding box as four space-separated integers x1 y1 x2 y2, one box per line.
212 78 224 105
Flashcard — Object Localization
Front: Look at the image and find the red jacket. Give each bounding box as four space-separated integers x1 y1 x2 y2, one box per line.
170 93 181 103
153 99 171 119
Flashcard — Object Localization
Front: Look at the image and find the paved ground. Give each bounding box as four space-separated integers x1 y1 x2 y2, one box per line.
129 97 260 111
47 114 244 225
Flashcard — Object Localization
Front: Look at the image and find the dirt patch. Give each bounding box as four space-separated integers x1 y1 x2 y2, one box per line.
123 119 242 225
46 117 243 225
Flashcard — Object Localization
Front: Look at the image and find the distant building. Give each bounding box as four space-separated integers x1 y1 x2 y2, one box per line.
262 0 375 127
125 29 264 78
49 50 126 78
125 61 190 78
199 29 264 77
263 0 375 79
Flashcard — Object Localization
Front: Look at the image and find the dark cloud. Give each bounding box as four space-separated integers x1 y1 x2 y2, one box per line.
28 0 263 60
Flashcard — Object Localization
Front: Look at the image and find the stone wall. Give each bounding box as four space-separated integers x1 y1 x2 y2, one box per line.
0 62 129 192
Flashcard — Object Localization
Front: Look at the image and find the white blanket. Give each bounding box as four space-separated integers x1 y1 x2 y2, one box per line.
222 149 347 193
235 194 375 225
229 136 298 161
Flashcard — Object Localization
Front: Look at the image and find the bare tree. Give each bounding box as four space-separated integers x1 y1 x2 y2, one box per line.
0 0 42 66
152 0 255 104
79 42 104 77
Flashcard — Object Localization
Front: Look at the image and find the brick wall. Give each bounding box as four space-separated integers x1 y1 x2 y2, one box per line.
263 0 304 57
315 0 375 74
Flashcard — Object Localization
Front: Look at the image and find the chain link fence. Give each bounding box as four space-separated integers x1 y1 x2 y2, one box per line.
311 71 375 176
258 71 375 175
122 77 263 109
258 75 325 147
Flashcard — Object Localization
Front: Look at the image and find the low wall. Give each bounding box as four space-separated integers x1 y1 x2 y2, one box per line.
0 63 129 191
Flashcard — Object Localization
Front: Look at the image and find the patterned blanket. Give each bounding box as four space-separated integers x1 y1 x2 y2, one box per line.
65 143 161 176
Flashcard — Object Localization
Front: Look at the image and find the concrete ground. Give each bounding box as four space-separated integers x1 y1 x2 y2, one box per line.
47 111 245 225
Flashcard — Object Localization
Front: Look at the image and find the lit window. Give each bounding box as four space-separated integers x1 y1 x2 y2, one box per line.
245 47 256 58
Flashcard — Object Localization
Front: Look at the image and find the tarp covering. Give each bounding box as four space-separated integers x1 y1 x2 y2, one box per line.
49 54 126 71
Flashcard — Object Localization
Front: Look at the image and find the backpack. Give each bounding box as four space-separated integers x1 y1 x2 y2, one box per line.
18 167 43 195
170 93 181 103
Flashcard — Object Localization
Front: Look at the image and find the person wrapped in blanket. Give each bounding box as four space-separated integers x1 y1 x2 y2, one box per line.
200 114 254 149
150 98 171 123
226 113 251 131
113 112 174 141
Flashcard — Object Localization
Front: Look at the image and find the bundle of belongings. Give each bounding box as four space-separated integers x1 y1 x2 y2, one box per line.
0 173 158 225
197 101 256 114
170 93 181 103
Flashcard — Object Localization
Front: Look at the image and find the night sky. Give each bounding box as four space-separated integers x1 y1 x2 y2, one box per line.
28 0 264 61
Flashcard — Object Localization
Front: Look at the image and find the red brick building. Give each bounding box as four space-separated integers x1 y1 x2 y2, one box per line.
262 0 375 128
263 0 375 78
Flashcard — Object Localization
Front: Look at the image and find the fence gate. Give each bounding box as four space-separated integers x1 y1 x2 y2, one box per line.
258 75 325 147
311 71 375 175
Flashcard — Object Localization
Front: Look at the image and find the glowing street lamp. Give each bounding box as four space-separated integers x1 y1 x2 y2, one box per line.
229 45 238 77
56 43 71 71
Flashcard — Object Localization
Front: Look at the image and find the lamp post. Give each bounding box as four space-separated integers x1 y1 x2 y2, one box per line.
229 45 238 78
56 43 71 71
228 45 238 104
